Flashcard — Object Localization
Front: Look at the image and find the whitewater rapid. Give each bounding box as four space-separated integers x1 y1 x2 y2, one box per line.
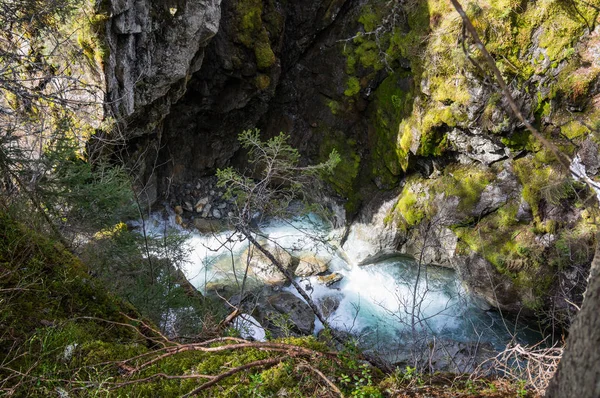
140 212 539 359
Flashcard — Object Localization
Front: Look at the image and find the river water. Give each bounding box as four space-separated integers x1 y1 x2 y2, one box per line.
143 212 541 363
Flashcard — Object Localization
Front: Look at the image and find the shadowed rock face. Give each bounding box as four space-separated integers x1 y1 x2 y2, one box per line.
153 0 361 188
107 0 412 204
105 0 222 135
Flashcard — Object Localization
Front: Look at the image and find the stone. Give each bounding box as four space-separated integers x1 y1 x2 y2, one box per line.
317 273 343 287
341 190 405 266
193 218 226 234
218 202 227 209
447 128 507 165
195 197 209 212
427 340 495 373
455 253 523 313
316 294 342 318
105 0 221 134
402 227 458 267
183 201 194 212
204 282 237 298
536 233 556 247
267 292 315 335
579 137 600 175
175 214 183 225
201 203 212 218
295 254 329 277
174 205 183 215
212 209 222 219
516 198 533 222
251 291 315 337
241 245 295 286
473 165 520 217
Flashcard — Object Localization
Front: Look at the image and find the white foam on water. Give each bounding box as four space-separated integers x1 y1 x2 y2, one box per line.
184 231 250 293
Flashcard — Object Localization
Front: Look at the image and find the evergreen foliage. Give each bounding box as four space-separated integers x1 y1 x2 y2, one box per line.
217 129 340 225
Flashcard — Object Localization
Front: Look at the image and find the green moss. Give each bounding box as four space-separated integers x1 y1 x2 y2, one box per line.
368 72 413 184
501 130 533 151
71 3 110 69
561 120 590 140
399 121 413 154
255 40 276 69
344 76 361 97
513 156 557 220
429 75 470 106
402 105 456 158
343 0 431 76
553 59 600 103
358 7 379 32
237 0 263 46
353 38 382 70
0 212 147 394
395 188 425 226
441 165 494 214
326 99 344 115
454 202 531 275
537 5 588 62
234 0 279 71
255 74 271 90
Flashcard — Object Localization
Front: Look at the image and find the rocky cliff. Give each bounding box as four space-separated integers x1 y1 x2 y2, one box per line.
103 0 600 320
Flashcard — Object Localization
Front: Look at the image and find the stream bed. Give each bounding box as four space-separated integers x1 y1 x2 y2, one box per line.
144 212 541 366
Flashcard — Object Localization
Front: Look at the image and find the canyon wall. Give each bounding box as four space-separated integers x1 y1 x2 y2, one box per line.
104 0 600 319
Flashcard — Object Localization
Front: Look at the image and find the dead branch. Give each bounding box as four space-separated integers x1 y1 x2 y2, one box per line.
218 308 242 329
297 362 344 397
127 339 337 375
476 342 563 396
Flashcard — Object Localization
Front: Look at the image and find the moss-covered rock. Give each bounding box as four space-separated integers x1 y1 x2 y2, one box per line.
234 0 278 70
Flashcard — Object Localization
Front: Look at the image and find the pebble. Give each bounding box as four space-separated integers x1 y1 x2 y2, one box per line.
195 197 209 213
201 203 212 218
212 209 222 219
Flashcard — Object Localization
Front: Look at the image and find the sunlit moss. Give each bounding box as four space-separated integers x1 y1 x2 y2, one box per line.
344 76 361 97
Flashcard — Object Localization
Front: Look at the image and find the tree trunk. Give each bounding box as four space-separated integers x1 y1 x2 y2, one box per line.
545 233 600 397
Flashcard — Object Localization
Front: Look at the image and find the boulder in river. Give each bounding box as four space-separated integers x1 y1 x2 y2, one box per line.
295 254 329 277
192 218 227 233
242 245 295 286
252 291 315 337
317 272 343 287
316 293 343 318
